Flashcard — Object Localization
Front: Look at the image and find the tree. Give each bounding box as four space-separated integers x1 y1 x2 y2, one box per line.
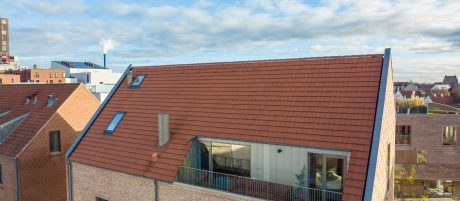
394 165 417 200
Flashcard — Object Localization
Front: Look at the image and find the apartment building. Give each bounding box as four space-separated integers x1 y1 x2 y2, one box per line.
20 68 66 84
66 49 395 201
396 114 460 198
0 74 19 84
0 17 10 64
0 84 99 201
51 61 122 101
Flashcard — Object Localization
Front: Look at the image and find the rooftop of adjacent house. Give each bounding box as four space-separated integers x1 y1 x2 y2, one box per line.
443 75 458 84
394 82 409 87
68 54 387 199
52 61 107 69
0 84 81 156
398 90 422 98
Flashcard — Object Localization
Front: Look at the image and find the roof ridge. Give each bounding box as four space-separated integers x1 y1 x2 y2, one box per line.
133 54 384 69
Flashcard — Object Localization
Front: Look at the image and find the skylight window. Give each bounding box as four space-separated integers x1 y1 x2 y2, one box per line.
130 75 145 88
104 112 126 135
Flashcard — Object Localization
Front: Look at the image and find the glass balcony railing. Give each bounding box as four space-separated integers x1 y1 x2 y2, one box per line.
177 166 342 201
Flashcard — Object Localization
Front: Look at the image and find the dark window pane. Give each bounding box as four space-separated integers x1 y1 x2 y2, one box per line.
49 131 61 152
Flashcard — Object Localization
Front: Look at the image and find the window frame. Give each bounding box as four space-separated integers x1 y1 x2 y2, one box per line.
130 74 146 88
104 112 126 135
442 126 458 146
396 125 411 145
49 130 61 155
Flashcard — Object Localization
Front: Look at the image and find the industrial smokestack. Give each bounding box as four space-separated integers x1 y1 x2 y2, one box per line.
99 38 119 68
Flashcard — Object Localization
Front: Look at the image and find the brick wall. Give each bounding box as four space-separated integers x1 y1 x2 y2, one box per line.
20 69 66 84
369 60 396 201
396 114 460 197
0 155 16 201
17 84 99 201
0 74 20 84
71 162 259 201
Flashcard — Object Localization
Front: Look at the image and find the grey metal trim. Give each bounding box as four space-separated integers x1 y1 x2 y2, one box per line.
67 161 73 201
65 64 132 159
363 48 391 201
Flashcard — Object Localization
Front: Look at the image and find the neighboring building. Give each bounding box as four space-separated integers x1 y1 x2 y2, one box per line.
67 50 395 201
394 82 409 92
51 61 121 84
51 61 122 101
19 68 66 84
425 95 460 109
395 90 422 100
0 73 19 84
396 114 460 198
443 75 458 87
0 84 100 201
451 85 460 103
0 17 10 64
403 83 419 92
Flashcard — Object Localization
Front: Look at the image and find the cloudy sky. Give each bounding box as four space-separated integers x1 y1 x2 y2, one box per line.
2 0 460 82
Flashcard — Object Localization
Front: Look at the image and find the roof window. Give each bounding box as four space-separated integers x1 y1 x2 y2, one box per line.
130 74 145 88
46 95 58 107
104 112 126 135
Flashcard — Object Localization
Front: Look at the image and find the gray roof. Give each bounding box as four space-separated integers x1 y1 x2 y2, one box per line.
53 61 107 69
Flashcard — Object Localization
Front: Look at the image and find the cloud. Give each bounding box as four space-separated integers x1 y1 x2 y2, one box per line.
3 0 460 82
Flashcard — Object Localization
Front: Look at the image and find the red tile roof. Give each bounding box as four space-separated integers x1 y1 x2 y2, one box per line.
69 55 385 199
428 95 455 105
399 90 422 98
0 84 81 156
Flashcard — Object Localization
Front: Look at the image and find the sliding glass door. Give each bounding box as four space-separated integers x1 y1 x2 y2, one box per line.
309 153 346 200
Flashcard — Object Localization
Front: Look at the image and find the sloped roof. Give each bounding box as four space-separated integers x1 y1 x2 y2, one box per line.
394 82 408 87
427 95 460 109
399 90 422 98
0 84 80 156
69 54 385 199
443 75 458 85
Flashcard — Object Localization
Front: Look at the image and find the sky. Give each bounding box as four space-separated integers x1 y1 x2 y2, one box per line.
1 0 460 82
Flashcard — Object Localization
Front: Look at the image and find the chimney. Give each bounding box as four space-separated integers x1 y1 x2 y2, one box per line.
127 70 133 86
158 113 169 146
103 53 106 68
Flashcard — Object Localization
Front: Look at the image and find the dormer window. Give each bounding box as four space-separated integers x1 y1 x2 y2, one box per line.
47 95 57 107
130 75 145 88
104 112 126 135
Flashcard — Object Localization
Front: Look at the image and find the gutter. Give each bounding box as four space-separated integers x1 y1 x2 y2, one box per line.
363 48 392 201
65 64 132 200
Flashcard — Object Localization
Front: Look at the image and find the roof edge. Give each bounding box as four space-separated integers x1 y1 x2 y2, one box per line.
363 48 391 201
133 54 384 69
65 64 132 159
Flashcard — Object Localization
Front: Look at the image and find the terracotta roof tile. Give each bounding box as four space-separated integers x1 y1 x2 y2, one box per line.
69 55 384 200
0 84 81 156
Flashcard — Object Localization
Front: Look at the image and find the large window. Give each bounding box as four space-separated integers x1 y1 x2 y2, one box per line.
49 130 61 154
198 141 250 177
443 126 457 145
104 112 126 135
396 125 411 144
417 150 427 164
424 180 454 198
309 153 345 193
387 144 391 192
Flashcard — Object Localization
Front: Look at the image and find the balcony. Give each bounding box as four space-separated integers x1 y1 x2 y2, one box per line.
395 134 410 144
177 166 342 201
